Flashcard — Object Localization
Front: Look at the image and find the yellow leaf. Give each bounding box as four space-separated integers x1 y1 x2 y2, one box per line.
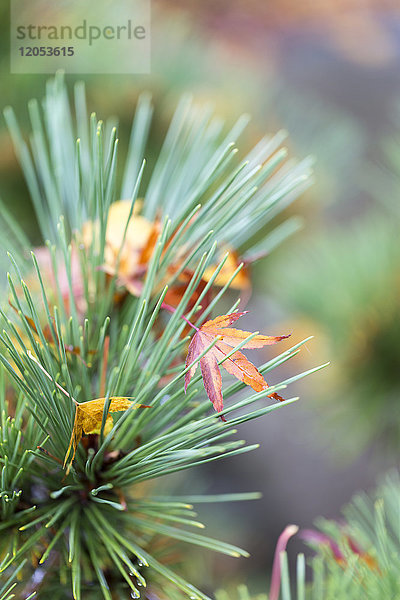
82 200 154 286
203 248 250 290
64 397 148 472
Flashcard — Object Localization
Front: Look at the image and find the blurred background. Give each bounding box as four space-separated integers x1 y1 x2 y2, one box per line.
1 0 400 595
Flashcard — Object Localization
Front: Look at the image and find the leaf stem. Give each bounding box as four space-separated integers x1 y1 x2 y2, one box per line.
161 302 199 332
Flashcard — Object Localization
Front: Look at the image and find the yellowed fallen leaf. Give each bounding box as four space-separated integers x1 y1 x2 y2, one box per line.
203 248 250 290
82 200 155 290
64 397 149 472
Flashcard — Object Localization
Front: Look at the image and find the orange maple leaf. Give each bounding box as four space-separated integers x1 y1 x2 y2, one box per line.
163 249 251 322
202 248 251 291
185 312 289 419
85 201 250 307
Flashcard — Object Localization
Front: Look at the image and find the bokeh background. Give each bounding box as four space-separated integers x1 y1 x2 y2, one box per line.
1 1 400 595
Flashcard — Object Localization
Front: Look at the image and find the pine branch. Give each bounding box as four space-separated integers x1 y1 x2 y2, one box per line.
0 73 316 599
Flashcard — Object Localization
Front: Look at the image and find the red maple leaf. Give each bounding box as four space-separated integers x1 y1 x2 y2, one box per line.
185 312 289 419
